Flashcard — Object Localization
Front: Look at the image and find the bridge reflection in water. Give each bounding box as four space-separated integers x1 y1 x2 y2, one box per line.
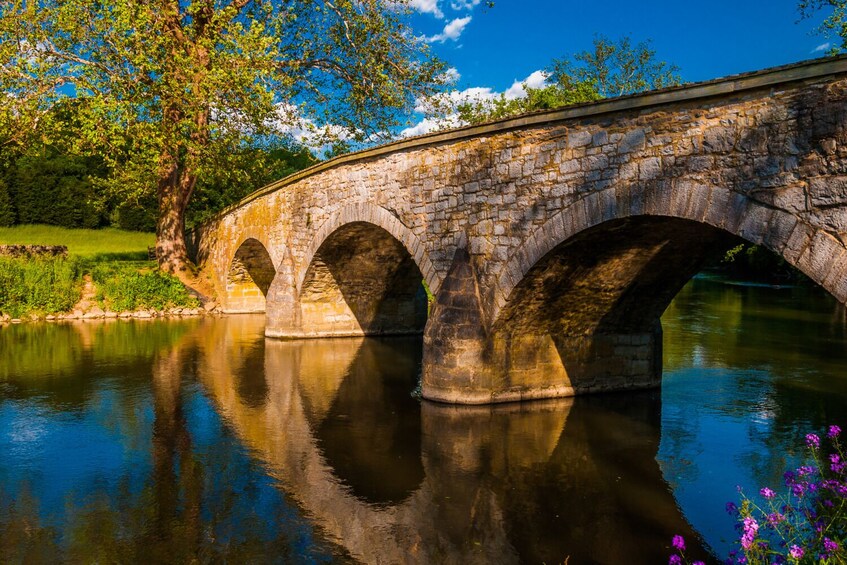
194 315 705 563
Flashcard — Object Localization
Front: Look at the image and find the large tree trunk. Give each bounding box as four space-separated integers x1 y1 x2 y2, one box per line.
156 164 195 273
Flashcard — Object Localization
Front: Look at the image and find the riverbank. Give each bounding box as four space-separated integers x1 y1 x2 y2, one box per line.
0 304 218 325
0 226 215 324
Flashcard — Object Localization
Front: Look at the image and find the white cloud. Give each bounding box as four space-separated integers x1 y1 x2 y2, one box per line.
441 67 461 84
503 70 548 99
266 102 357 152
401 69 547 138
400 116 454 138
427 16 472 43
450 0 482 10
814 42 832 53
409 0 444 19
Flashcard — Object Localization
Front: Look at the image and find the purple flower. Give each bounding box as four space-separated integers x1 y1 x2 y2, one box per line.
806 433 821 449
672 535 686 551
767 512 785 525
828 425 841 439
693 562 705 565
760 487 776 499
789 545 804 559
726 501 738 515
797 465 817 477
669 556 682 565
741 517 759 550
824 538 839 552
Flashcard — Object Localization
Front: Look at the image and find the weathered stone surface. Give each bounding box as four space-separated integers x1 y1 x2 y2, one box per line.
191 58 847 405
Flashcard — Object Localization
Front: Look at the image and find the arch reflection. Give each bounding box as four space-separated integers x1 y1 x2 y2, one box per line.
194 316 707 563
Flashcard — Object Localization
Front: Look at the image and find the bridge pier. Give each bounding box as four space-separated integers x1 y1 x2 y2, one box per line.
421 248 664 404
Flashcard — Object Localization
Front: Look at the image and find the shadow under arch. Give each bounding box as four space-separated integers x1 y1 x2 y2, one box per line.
299 203 440 296
494 186 847 318
186 317 711 563
295 220 428 337
454 184 847 402
225 237 276 313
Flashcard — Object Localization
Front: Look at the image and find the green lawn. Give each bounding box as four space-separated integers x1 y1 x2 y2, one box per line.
0 225 155 260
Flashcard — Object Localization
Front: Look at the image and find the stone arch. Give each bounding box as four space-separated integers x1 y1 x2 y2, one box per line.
289 205 434 338
224 236 277 313
493 184 847 320
420 183 847 404
299 203 440 295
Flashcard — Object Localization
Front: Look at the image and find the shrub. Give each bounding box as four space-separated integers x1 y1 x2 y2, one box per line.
92 263 199 312
0 257 82 317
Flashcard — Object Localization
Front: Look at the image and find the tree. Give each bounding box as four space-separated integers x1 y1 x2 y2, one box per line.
548 35 682 99
8 148 106 229
188 142 317 226
455 82 600 125
0 178 13 227
441 35 681 127
0 1 445 272
799 0 847 53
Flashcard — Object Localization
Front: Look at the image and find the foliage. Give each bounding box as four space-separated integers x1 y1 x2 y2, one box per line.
5 148 106 229
0 177 13 226
0 256 82 317
799 0 847 53
187 143 317 226
455 82 601 125
0 0 445 270
0 225 154 260
547 34 682 99
430 34 680 127
91 263 199 312
719 243 810 284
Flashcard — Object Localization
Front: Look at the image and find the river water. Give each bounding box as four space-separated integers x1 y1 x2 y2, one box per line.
0 276 845 563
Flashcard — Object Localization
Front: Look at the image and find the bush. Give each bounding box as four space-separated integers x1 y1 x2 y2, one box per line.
0 257 82 317
719 243 807 284
92 263 199 312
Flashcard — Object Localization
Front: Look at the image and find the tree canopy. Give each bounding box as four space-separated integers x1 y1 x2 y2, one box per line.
799 0 847 52
432 35 681 127
0 0 445 271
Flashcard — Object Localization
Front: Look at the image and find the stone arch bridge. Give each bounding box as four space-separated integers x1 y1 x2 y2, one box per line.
191 57 847 405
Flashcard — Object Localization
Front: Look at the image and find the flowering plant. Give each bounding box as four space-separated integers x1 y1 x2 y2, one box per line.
671 425 846 564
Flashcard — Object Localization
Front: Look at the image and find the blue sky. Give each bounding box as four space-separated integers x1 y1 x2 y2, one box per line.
397 0 836 135
413 0 831 85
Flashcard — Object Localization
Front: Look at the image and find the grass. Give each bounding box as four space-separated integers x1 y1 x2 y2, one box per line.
91 262 199 312
0 224 155 260
0 225 199 318
0 257 82 317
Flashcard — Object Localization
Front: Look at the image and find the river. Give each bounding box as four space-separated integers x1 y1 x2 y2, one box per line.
0 276 845 563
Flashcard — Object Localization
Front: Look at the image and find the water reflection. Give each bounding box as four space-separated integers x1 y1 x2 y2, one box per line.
0 277 844 563
0 318 342 563
660 277 847 557
195 316 705 563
